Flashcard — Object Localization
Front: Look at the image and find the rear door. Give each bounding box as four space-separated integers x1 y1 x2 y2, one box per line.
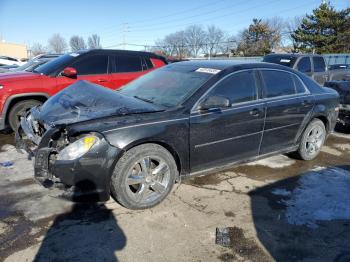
110 55 149 89
312 56 328 85
259 69 314 155
190 70 265 172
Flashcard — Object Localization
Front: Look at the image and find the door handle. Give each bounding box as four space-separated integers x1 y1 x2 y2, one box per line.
97 79 107 82
249 108 260 117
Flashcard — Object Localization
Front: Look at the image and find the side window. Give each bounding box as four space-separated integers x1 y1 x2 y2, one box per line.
296 57 311 73
115 55 142 73
144 57 154 70
313 57 326 72
208 70 257 105
292 75 306 93
261 70 296 98
71 55 108 75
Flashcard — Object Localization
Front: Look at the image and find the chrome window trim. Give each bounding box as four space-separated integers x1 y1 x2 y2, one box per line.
190 68 311 115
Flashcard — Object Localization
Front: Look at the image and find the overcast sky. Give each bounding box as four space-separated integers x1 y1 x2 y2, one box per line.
0 0 348 51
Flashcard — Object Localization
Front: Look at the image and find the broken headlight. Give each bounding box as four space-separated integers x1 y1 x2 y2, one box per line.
57 135 99 161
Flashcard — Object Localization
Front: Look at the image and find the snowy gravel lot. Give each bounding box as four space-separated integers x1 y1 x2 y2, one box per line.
0 129 350 262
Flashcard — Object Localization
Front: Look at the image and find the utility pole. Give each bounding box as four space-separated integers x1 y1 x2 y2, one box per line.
121 23 130 50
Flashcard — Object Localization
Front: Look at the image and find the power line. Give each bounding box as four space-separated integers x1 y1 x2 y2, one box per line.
81 0 227 37
104 0 318 50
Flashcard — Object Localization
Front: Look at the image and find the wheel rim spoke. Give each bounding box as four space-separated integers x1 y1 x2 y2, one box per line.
152 162 169 176
127 175 144 185
140 157 151 173
151 182 166 194
135 185 149 202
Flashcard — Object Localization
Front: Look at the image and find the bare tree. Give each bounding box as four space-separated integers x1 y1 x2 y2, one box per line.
30 43 47 57
185 25 206 57
69 35 86 51
284 16 303 49
88 34 102 49
48 34 67 53
204 25 226 57
155 31 189 58
264 17 285 51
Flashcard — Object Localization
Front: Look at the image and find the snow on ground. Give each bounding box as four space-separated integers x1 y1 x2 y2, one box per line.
246 155 296 168
274 167 350 228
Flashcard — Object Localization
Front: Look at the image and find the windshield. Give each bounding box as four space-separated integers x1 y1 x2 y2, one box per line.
263 55 297 68
119 64 214 107
34 54 75 75
13 60 36 71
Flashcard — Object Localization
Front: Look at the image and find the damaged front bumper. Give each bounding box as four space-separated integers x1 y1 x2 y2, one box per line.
16 115 122 202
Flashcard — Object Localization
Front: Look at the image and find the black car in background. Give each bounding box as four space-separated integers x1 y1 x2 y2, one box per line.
324 80 350 128
17 61 339 209
263 53 350 85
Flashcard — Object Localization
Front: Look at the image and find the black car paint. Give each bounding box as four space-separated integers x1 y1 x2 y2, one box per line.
17 61 339 201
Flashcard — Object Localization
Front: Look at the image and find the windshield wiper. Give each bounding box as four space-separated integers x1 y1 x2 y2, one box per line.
133 95 154 104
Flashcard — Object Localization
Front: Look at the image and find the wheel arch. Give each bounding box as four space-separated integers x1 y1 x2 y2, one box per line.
120 139 183 178
3 93 49 125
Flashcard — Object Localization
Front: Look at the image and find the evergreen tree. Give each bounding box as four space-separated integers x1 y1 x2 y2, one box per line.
292 2 350 53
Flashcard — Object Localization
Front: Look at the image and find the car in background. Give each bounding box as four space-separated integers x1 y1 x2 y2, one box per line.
263 54 350 85
0 54 62 73
0 49 167 131
324 80 350 128
17 61 339 209
0 56 24 66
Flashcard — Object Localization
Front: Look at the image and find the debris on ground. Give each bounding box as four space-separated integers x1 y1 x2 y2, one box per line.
0 161 14 167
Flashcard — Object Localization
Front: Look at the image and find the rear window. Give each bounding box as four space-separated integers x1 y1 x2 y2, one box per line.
261 70 296 98
263 55 297 68
115 55 143 73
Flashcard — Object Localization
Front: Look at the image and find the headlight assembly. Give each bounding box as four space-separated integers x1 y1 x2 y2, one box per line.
57 135 100 161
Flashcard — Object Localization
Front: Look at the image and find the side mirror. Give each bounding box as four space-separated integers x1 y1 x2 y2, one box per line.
62 67 77 78
198 96 230 111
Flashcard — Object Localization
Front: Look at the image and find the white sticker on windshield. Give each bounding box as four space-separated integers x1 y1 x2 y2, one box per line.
70 53 80 57
195 68 221 74
280 59 291 63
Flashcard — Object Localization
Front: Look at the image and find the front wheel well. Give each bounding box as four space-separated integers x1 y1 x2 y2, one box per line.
122 141 182 177
5 95 48 124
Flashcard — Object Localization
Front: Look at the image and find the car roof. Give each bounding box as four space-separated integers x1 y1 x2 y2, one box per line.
264 53 323 58
75 49 167 61
172 59 292 71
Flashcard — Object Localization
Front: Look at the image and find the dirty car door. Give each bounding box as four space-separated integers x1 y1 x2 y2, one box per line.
190 70 265 172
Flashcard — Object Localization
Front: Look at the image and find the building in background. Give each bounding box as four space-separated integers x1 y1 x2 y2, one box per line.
0 41 28 59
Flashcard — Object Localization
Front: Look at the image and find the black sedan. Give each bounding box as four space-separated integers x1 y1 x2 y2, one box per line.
17 61 339 209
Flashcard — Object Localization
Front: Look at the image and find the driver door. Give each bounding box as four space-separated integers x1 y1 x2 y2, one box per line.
189 70 265 172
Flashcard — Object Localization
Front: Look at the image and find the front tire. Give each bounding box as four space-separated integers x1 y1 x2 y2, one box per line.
8 100 42 131
297 119 326 160
111 143 177 209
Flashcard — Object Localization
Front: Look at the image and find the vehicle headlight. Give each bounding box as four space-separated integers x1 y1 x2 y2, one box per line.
0 85 3 90
57 135 100 161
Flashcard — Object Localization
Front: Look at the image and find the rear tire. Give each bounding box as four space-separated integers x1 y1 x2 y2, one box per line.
296 119 326 160
8 100 42 131
110 143 177 209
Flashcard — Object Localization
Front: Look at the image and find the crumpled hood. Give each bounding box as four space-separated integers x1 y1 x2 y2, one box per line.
32 80 164 127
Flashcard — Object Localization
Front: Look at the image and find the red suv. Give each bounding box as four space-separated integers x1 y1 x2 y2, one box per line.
0 49 167 131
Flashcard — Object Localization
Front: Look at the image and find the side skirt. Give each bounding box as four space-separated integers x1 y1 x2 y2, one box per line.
181 145 299 181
